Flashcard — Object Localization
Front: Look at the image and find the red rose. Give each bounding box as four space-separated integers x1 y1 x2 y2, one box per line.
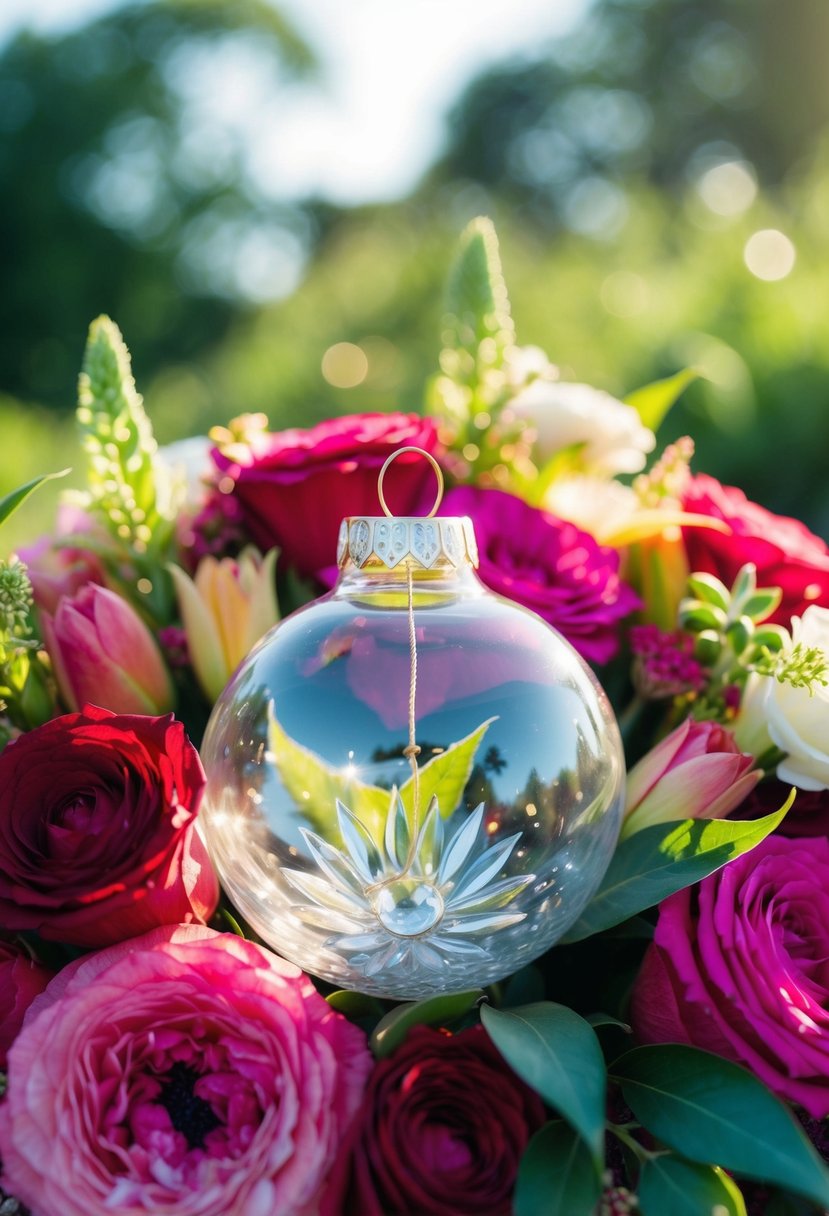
211 412 441 580
0 706 218 947
0 940 54 1068
321 1024 545 1216
682 474 829 625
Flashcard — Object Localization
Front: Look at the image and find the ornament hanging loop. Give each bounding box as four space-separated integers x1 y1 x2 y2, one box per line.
378 446 444 519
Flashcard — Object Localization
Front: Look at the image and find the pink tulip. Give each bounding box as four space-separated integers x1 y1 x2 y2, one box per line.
41 584 174 715
621 717 760 839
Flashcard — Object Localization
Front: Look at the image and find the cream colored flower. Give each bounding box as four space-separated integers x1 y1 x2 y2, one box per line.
169 547 279 702
761 607 829 790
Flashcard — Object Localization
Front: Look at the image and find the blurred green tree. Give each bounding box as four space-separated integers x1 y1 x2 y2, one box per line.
432 0 829 232
0 0 315 410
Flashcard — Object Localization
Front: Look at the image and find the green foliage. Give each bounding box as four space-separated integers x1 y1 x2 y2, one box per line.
0 469 69 531
514 1122 601 1216
562 804 790 943
370 990 483 1059
637 1156 747 1216
625 369 698 433
613 1045 829 1209
480 1001 606 1169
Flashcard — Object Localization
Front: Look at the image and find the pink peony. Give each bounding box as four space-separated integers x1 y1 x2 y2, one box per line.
632 834 829 1116
682 474 829 626
0 925 372 1216
211 412 441 581
0 705 218 946
0 940 54 1069
440 486 639 664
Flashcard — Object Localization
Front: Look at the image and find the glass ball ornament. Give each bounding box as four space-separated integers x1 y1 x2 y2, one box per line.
200 448 625 1000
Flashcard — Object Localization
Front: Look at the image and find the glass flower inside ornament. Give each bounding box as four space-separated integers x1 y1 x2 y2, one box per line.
200 448 625 999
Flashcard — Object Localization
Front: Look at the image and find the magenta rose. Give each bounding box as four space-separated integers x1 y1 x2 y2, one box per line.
0 940 54 1069
632 834 829 1116
0 925 372 1216
212 412 441 580
0 705 218 946
682 473 829 625
441 486 639 663
321 1023 545 1216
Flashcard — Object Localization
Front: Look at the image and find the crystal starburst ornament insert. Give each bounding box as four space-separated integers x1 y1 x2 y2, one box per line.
200 446 625 999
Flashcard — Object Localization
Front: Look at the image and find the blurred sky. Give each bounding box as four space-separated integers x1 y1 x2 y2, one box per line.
0 0 588 203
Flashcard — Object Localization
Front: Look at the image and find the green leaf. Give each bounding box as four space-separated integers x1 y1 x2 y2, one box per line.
638 1155 747 1216
326 990 385 1019
587 1012 632 1033
562 806 790 943
370 990 483 1059
398 717 496 827
267 708 390 841
625 368 697 432
686 572 731 612
0 468 70 528
514 1122 601 1216
614 1045 829 1209
268 709 495 844
480 1001 606 1169
742 589 783 622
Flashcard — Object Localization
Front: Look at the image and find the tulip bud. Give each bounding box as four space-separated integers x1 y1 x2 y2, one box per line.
169 547 279 703
40 584 174 715
622 717 760 839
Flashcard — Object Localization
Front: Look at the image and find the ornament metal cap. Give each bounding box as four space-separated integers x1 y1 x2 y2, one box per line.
336 446 479 571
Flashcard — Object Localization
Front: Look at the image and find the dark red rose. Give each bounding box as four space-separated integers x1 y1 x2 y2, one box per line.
632 834 829 1116
0 705 218 947
441 486 640 664
0 940 54 1068
682 474 829 626
211 412 441 580
736 777 829 838
321 1023 545 1216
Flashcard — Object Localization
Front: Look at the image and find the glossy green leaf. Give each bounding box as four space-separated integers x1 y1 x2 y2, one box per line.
480 1001 606 1168
370 989 483 1059
587 1012 631 1033
562 805 790 943
326 990 385 1019
269 710 495 843
0 468 69 528
638 1155 747 1216
625 367 697 431
614 1045 829 1209
397 717 496 827
514 1122 601 1216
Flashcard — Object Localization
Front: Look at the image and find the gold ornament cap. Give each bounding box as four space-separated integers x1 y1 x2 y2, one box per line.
336 447 479 572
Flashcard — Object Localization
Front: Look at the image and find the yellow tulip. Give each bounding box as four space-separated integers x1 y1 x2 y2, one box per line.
169 547 279 702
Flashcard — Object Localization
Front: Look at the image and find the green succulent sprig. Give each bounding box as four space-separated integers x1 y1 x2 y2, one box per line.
0 557 53 736
679 563 828 718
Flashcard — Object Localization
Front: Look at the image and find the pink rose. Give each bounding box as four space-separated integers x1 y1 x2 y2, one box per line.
321 1023 545 1216
0 940 54 1069
682 474 829 626
211 412 441 580
632 834 829 1116
41 583 174 715
0 925 372 1216
0 705 218 946
622 717 759 838
441 486 639 663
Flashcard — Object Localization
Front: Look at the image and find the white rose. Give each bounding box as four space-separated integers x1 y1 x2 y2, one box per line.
511 379 656 476
543 475 638 543
763 606 829 790
155 436 213 512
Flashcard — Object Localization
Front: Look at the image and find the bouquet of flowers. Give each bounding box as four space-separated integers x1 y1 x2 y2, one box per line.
2 218 829 1216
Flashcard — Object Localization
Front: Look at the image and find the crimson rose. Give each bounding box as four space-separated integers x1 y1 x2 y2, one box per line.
212 412 441 580
632 834 829 1116
0 705 218 946
682 473 829 625
321 1024 545 1216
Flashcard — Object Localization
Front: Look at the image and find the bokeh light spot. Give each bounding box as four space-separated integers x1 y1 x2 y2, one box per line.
321 342 369 388
744 230 796 281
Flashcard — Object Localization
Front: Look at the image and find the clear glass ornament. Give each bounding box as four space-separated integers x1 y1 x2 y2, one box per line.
200 448 625 1000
